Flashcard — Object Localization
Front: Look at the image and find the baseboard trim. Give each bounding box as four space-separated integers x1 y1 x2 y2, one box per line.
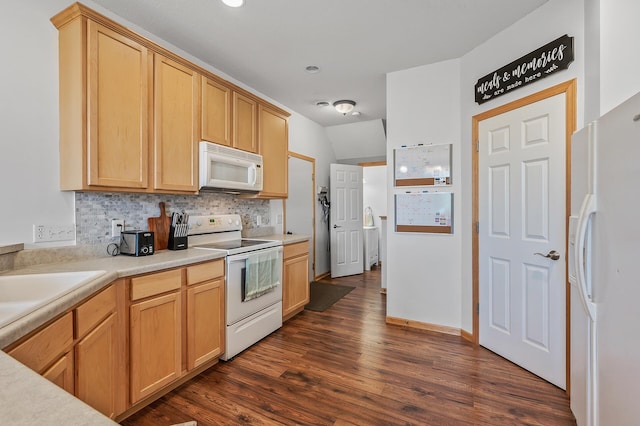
386 316 461 336
314 271 331 281
460 329 474 343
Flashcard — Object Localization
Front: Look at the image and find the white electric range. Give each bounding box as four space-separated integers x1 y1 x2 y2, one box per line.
188 214 283 361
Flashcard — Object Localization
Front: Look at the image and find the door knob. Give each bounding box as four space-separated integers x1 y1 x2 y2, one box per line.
534 250 560 261
333 224 341 229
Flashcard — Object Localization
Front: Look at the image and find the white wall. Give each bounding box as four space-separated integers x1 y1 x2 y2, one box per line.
599 0 640 114
386 0 585 332
0 0 76 247
363 166 387 260
458 0 585 332
386 58 462 328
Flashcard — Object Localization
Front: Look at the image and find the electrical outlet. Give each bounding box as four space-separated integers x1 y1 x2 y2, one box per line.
277 214 283 225
33 224 76 243
111 219 125 238
256 215 261 226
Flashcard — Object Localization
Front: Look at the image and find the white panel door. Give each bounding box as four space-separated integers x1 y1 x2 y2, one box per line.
330 164 363 278
479 93 566 389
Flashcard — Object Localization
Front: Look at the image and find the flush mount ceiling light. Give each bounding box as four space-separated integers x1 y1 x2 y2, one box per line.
333 100 356 115
315 101 330 107
221 0 244 7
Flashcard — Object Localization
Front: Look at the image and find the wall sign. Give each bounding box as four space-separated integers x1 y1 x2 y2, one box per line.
474 34 574 104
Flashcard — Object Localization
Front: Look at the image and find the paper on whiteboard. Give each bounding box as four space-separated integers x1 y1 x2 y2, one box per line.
394 144 451 183
395 192 452 226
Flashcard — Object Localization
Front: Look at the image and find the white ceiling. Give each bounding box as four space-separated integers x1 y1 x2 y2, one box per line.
91 0 548 128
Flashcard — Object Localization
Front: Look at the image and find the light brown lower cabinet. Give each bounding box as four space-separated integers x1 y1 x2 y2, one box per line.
282 241 310 320
75 313 118 418
41 350 74 394
2 259 225 421
187 279 224 369
6 312 74 374
130 291 182 404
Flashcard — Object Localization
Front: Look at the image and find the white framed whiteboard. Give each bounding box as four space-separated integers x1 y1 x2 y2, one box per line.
394 192 453 234
394 144 452 187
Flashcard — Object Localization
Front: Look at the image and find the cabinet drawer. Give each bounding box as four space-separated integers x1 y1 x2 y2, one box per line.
76 285 116 338
131 269 182 301
284 241 309 259
7 312 73 373
186 259 224 286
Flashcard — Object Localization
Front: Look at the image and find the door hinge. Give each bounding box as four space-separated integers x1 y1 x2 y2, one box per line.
477 303 480 314
475 222 479 233
476 140 479 152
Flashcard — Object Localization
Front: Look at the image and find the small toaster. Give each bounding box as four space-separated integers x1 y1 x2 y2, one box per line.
120 230 154 256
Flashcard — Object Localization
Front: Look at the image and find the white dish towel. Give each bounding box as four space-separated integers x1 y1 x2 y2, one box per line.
244 250 279 301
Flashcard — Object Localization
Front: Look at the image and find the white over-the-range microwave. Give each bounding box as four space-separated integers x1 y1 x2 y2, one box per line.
199 142 263 193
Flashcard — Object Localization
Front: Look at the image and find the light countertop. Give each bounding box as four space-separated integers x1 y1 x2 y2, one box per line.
0 234 309 424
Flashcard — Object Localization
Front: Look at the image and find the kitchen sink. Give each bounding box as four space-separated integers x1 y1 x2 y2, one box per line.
0 270 107 328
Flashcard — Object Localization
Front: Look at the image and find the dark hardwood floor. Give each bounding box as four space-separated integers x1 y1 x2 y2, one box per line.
122 266 575 425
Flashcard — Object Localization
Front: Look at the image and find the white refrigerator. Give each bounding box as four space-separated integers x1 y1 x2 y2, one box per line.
569 91 640 426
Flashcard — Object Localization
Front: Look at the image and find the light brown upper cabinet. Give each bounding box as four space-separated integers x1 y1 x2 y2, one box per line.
153 55 200 192
202 76 231 146
257 105 289 198
55 17 151 191
233 92 258 153
52 3 289 195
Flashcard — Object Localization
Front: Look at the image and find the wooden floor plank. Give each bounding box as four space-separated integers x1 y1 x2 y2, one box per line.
122 266 575 425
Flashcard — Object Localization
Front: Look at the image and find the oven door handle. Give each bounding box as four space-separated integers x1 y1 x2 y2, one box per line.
228 254 251 263
227 246 282 263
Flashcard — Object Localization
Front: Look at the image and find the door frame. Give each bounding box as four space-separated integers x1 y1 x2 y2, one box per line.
472 79 576 391
284 151 316 280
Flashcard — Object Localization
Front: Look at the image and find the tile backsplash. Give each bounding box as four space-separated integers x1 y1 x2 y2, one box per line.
75 192 270 245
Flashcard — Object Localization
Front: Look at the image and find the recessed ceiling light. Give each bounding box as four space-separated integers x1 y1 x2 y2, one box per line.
221 0 244 7
315 101 330 107
305 65 320 74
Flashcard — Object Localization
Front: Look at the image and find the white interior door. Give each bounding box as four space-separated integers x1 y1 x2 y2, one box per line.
286 154 315 282
330 163 363 278
478 93 566 389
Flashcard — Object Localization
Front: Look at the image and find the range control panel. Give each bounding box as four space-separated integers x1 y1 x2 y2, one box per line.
187 214 243 235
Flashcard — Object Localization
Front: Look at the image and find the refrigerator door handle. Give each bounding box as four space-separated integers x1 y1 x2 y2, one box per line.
575 193 598 321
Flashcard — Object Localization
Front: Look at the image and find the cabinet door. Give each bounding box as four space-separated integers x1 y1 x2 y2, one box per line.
130 292 182 403
202 76 231 146
154 54 200 192
283 253 310 318
187 279 224 370
232 92 258 153
76 313 118 418
259 105 289 197
87 21 150 189
42 351 74 395
7 312 73 374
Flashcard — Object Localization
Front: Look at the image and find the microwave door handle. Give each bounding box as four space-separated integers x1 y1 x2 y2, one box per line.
249 165 257 185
